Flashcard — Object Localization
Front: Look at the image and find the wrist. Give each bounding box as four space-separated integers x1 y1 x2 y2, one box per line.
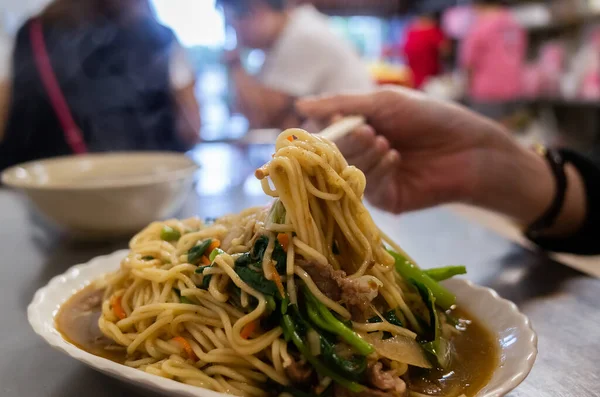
470 134 555 225
470 137 587 236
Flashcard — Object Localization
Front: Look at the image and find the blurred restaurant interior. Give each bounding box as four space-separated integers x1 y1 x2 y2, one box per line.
4 0 600 149
2 0 600 203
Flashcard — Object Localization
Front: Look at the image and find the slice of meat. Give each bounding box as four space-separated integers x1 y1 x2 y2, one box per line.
297 259 343 301
367 361 408 395
297 260 380 317
284 358 313 384
334 384 406 397
336 275 380 307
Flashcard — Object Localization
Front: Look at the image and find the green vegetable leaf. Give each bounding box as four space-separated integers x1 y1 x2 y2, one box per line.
195 266 210 274
235 235 287 274
235 253 252 267
423 266 467 282
161 226 181 241
173 288 193 304
235 267 279 296
321 336 367 380
271 242 287 274
252 236 269 263
281 311 365 393
188 239 212 265
367 310 403 327
367 310 403 340
384 310 404 327
200 274 212 290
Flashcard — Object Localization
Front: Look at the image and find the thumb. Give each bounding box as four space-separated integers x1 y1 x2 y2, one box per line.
296 93 375 120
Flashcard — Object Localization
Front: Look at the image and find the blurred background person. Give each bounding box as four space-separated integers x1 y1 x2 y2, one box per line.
403 11 449 90
0 0 201 172
218 0 374 130
460 0 527 122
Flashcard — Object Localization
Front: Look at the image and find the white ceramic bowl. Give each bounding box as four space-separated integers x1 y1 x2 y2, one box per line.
2 152 198 237
28 251 537 397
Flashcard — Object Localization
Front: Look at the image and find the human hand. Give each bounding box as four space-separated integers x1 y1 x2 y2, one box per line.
297 87 554 221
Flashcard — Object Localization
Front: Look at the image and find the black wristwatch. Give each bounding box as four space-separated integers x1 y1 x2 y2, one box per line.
525 145 568 238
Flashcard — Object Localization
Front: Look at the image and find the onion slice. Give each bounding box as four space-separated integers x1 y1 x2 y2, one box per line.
360 332 432 369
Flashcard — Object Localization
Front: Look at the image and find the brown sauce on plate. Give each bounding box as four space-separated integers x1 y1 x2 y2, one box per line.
56 286 126 363
406 308 498 396
56 286 498 396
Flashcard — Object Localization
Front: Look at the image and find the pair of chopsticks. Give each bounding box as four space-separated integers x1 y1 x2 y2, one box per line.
316 116 366 142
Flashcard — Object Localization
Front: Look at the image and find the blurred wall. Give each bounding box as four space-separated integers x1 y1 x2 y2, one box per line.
1 0 50 71
1 0 50 34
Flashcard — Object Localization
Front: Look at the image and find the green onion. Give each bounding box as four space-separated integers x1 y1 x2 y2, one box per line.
209 248 226 262
424 266 467 281
160 226 181 241
141 256 154 261
188 239 212 264
388 250 456 310
266 295 277 311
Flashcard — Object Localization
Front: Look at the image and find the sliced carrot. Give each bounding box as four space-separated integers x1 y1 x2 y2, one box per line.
111 295 126 320
173 336 197 361
207 239 221 254
277 233 289 252
286 135 294 142
240 320 259 339
200 255 211 266
269 261 286 298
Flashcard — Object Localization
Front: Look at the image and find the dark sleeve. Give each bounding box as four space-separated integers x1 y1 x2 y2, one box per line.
529 149 600 255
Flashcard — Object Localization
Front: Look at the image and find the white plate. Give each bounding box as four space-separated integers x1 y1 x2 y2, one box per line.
28 250 537 397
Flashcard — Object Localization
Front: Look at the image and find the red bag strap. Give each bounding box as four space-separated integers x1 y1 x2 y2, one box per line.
29 18 87 154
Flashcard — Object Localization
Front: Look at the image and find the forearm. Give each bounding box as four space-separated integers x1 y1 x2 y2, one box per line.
229 65 296 128
230 66 268 127
472 131 587 237
174 83 201 148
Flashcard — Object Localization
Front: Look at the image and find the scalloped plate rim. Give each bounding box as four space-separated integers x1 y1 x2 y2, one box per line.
28 250 538 397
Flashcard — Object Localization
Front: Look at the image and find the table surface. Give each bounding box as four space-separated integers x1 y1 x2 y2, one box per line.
2 143 599 397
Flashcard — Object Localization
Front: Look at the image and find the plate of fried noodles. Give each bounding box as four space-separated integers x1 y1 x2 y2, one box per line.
28 129 537 397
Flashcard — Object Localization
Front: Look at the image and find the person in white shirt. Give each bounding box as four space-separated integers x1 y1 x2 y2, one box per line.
218 0 374 129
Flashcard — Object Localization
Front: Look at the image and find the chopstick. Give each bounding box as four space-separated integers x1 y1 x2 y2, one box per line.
316 115 366 142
